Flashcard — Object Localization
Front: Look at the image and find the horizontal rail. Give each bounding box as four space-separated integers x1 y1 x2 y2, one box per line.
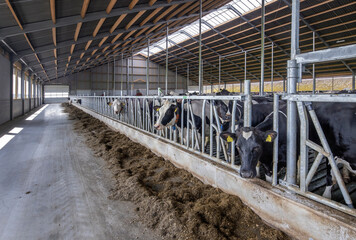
282 94 356 102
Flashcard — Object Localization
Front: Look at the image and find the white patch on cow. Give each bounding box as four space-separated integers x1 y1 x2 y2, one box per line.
242 131 252 140
322 185 332 199
154 100 176 130
265 174 272 183
252 100 258 104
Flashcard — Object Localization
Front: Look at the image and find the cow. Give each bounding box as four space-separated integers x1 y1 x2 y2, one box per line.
220 106 287 179
107 98 126 114
154 100 202 149
222 102 356 202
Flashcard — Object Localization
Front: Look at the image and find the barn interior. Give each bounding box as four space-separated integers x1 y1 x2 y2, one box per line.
0 0 355 239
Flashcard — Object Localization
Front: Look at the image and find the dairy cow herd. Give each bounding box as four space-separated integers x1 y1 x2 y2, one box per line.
105 90 356 202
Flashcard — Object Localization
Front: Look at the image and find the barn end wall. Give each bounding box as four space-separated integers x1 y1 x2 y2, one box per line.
74 104 356 240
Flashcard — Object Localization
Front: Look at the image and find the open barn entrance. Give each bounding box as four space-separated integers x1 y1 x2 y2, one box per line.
44 85 69 104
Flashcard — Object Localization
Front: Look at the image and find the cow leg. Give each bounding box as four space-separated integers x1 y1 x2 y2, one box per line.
322 162 333 199
342 165 350 184
256 161 261 178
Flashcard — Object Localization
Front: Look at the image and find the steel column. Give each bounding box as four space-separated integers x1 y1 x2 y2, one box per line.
352 72 355 91
260 0 265 96
121 53 123 96
165 25 169 95
271 43 274 92
126 58 130 96
312 32 316 94
198 0 203 94
286 0 300 185
244 80 252 127
146 38 150 96
218 55 221 90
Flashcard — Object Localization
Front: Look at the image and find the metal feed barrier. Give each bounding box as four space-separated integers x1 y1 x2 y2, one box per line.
72 93 356 217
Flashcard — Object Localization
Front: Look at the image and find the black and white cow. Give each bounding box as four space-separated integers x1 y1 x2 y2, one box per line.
221 102 356 201
107 99 126 114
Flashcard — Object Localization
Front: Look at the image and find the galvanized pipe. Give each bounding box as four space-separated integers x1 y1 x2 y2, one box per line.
271 43 274 92
146 38 150 95
352 72 355 91
187 63 189 91
165 24 169 95
218 55 221 90
244 80 252 127
286 0 300 185
260 0 265 96
198 0 203 94
175 66 178 91
230 100 237 166
126 58 130 96
272 94 279 186
312 31 316 94
297 101 308 192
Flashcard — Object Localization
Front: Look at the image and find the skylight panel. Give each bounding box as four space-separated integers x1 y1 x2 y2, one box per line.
137 0 273 57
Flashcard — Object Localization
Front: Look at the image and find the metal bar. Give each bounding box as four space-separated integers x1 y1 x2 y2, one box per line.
218 56 221 90
271 43 274 92
244 80 252 127
165 24 169 95
308 107 353 207
272 94 279 186
286 0 299 185
230 100 237 165
352 72 355 91
146 38 150 96
201 100 206 152
187 64 189 90
126 57 130 96
260 0 265 96
297 102 308 192
296 44 356 64
312 32 316 94
209 102 213 156
121 53 123 96
198 0 203 94
305 152 324 187
282 94 356 102
175 66 178 91
113 57 115 95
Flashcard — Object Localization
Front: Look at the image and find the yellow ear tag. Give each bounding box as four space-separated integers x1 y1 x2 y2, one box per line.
174 108 178 112
109 102 113 106
227 136 234 142
266 134 272 142
156 108 160 111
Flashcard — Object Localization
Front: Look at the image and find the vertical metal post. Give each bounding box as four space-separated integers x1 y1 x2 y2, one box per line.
175 66 178 91
240 81 242 93
121 53 123 96
113 57 115 95
271 43 274 92
107 61 110 95
244 80 252 127
187 63 189 91
165 24 169 95
21 68 24 115
146 38 150 96
9 55 13 120
126 57 130 95
198 0 203 94
286 0 300 185
312 31 316 94
260 0 265 96
297 102 308 192
131 51 134 94
218 55 221 90
352 72 355 91
272 94 279 186
244 51 247 82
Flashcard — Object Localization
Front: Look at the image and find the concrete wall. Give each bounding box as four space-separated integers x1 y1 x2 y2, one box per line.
0 50 11 125
53 55 188 96
12 99 22 119
0 46 44 126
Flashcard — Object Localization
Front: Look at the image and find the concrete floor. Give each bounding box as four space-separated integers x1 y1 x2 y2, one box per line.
0 104 160 240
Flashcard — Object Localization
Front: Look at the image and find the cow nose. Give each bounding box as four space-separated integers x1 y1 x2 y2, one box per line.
154 124 160 130
240 169 254 178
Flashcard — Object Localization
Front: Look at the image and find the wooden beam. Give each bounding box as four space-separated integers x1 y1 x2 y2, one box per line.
129 0 139 10
53 49 57 59
140 7 163 26
23 33 35 51
134 27 148 38
110 14 127 33
98 36 109 47
106 0 118 14
70 44 75 54
149 0 157 6
85 40 93 50
52 28 56 46
153 4 177 23
50 0 56 24
93 18 106 37
123 30 136 41
111 33 123 44
5 0 23 30
74 22 82 41
81 0 90 18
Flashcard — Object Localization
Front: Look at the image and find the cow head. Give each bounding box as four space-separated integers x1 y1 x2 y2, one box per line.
154 100 178 130
215 100 231 123
221 127 277 178
107 99 126 114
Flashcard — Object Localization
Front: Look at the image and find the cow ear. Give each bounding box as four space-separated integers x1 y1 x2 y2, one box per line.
154 106 160 112
220 132 237 143
264 130 277 142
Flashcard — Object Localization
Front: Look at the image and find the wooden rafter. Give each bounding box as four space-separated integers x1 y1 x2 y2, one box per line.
153 4 177 24
81 0 90 18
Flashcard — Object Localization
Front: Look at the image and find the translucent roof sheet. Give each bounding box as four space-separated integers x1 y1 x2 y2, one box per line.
137 0 274 57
